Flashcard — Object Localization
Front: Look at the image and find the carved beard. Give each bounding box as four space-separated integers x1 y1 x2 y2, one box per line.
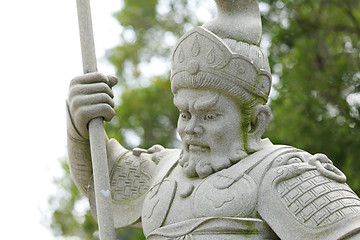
179 143 247 178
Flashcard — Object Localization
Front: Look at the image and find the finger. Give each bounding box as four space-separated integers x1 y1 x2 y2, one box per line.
77 104 115 123
70 72 108 86
74 103 115 137
69 82 114 100
70 93 115 113
147 145 165 153
107 75 118 88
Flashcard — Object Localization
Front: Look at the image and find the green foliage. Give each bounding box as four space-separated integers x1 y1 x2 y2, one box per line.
106 76 179 149
49 158 99 239
50 0 360 239
260 0 360 193
109 0 200 84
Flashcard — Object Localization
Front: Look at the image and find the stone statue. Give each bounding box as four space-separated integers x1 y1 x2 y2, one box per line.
67 0 360 239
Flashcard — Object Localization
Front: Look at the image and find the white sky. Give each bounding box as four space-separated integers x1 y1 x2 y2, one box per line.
0 1 120 238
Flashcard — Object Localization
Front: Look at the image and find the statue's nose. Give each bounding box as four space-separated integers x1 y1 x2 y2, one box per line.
184 118 204 135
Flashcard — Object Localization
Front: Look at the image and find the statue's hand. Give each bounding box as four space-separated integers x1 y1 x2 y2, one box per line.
68 72 118 139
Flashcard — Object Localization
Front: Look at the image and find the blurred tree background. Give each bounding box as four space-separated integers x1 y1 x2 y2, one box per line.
48 0 360 239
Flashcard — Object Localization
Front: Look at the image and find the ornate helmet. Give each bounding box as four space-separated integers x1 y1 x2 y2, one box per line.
170 0 272 102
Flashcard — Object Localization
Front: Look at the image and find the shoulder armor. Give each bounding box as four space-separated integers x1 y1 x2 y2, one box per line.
89 139 180 228
258 148 360 240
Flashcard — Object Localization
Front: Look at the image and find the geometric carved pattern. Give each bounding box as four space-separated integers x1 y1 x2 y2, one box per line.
277 170 360 227
110 156 151 204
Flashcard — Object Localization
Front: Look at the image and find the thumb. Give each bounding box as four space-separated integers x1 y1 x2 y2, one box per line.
107 75 118 88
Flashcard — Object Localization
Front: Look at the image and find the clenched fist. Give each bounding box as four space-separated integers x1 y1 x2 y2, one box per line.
67 72 118 139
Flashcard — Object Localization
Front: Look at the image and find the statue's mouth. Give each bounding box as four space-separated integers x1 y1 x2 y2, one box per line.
186 142 210 152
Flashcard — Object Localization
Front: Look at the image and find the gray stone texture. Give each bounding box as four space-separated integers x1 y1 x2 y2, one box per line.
67 0 360 239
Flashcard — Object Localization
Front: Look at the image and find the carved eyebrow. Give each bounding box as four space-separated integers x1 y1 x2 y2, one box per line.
193 93 220 111
173 95 188 110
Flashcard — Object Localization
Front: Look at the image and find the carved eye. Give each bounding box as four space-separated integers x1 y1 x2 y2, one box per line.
204 113 218 120
180 112 191 121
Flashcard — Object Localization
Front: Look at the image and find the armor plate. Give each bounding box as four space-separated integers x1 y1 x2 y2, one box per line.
258 149 360 240
89 141 180 229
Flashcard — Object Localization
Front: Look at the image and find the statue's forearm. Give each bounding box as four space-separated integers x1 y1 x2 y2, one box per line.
66 103 93 195
67 134 92 195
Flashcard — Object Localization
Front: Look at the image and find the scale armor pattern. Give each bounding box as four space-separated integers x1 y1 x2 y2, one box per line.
277 169 360 227
258 148 360 239
110 153 153 204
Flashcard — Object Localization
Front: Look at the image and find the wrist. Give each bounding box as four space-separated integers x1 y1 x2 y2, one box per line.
66 101 89 141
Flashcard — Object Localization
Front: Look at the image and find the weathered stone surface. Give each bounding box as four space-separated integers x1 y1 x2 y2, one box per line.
67 0 360 239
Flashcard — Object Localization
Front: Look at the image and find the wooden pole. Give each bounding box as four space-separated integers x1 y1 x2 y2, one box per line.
75 1 115 239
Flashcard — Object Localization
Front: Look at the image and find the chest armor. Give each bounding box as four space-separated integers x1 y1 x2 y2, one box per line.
191 170 258 218
141 145 285 235
142 144 360 239
142 166 258 235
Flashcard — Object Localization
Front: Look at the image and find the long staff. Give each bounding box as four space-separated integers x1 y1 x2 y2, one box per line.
76 0 115 239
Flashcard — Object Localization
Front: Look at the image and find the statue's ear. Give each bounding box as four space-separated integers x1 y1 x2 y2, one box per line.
246 105 272 153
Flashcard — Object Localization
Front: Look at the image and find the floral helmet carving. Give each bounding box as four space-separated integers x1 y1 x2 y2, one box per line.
171 0 271 103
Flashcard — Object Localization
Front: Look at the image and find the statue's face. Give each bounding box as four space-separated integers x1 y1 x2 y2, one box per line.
174 88 246 178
